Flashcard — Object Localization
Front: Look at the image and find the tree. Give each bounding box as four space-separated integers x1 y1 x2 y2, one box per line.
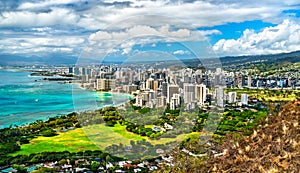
40 128 57 137
59 159 67 165
90 161 100 172
12 164 27 173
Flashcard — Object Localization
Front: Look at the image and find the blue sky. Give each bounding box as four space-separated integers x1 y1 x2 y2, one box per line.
198 20 277 44
0 0 300 64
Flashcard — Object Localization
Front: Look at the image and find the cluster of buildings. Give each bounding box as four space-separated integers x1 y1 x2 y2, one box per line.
231 74 299 89
63 63 300 111
64 66 260 110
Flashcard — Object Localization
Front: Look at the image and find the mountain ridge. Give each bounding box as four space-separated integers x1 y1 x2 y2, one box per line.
1 50 300 66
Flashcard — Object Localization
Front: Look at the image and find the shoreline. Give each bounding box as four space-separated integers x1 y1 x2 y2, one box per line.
0 99 130 130
1 79 132 129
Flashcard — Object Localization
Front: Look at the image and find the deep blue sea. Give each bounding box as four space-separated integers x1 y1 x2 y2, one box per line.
0 68 130 128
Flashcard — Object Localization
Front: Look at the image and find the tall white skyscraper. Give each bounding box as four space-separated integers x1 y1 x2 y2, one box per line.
196 84 206 105
216 87 224 107
248 76 252 87
167 84 179 103
170 94 180 110
241 94 248 105
183 83 196 104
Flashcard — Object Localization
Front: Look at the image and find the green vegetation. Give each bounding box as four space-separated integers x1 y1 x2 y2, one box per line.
167 99 300 173
225 56 300 75
11 123 190 157
11 128 99 156
216 109 267 135
12 164 27 173
226 88 300 101
0 97 274 167
192 108 268 136
0 113 78 157
1 150 122 168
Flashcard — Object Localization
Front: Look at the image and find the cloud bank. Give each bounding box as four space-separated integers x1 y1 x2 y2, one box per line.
213 20 300 56
0 0 299 60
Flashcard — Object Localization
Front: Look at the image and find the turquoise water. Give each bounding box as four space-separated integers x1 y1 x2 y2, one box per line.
0 68 130 128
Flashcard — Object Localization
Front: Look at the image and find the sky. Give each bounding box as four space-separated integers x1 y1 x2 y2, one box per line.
1 0 300 64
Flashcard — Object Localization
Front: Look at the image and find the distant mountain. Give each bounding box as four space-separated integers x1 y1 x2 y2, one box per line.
180 50 300 69
1 50 300 66
0 54 77 66
120 50 300 68
219 50 300 67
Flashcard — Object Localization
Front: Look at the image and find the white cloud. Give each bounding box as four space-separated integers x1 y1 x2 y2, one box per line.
73 0 294 30
0 8 79 27
90 25 216 42
1 0 299 58
18 0 80 10
0 36 85 55
87 25 218 55
212 20 300 56
173 50 191 55
2 0 293 30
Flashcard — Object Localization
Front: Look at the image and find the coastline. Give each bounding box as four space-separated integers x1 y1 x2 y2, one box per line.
0 72 132 129
1 93 132 129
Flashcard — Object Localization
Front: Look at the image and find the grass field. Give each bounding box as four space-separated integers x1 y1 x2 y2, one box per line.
11 128 99 156
11 123 192 156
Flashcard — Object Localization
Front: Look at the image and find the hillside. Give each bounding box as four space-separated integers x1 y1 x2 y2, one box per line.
158 99 299 172
205 99 300 172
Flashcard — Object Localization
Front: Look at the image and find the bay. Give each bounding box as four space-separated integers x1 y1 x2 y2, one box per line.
0 68 130 128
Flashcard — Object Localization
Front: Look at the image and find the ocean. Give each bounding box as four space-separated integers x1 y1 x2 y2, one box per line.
0 68 130 128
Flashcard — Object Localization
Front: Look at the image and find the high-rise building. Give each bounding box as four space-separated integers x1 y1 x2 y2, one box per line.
216 87 224 107
162 82 168 97
126 84 138 94
167 84 179 103
153 80 159 91
74 67 80 75
247 76 252 87
228 92 237 103
96 79 116 91
82 68 87 75
234 74 245 88
81 75 89 83
288 78 292 87
135 95 144 107
146 78 154 90
87 68 92 77
170 94 180 110
142 92 150 102
183 83 196 104
68 67 74 74
196 84 206 105
148 90 156 100
241 94 248 105
157 96 167 108
214 74 224 86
